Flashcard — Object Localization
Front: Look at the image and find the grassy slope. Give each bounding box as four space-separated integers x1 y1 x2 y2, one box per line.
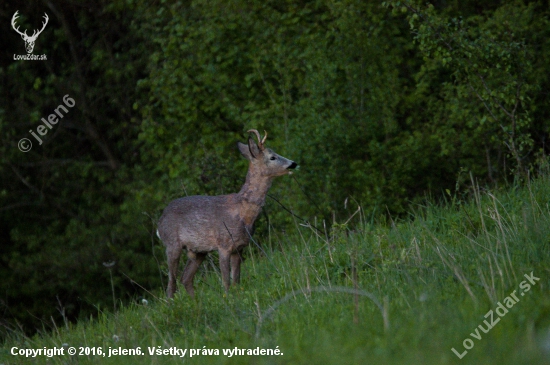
1 174 550 365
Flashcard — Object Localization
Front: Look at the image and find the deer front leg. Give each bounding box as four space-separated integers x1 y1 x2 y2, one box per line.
230 252 242 285
181 251 205 298
219 250 231 292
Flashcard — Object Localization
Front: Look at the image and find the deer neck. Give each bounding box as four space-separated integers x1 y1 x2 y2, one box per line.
237 164 273 225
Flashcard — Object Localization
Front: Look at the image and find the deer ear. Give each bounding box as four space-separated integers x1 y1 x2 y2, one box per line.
238 141 254 160
238 138 261 160
247 137 261 158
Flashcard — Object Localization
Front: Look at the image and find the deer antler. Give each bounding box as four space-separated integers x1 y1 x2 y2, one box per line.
247 129 268 150
32 13 49 39
11 11 48 40
11 11 27 37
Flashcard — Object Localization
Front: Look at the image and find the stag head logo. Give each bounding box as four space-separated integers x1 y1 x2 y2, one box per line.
11 11 49 54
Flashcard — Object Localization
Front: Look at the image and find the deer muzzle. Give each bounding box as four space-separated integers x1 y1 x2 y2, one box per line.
287 161 298 174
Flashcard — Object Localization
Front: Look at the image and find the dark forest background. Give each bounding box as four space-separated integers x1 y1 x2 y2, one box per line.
1 0 549 338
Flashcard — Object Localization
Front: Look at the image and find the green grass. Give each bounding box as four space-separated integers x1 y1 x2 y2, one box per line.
1 173 550 365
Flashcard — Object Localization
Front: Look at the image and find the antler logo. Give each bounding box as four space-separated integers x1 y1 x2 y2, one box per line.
11 10 49 54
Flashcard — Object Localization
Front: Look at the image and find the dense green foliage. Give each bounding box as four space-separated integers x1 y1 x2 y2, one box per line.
1 0 549 339
1 167 549 364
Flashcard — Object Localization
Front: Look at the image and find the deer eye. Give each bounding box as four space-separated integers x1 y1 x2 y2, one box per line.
270 156 277 161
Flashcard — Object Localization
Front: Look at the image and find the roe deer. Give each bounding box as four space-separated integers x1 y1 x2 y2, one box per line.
157 129 297 298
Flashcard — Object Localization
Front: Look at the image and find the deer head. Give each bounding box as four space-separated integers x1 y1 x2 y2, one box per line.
239 129 296 177
12 11 49 54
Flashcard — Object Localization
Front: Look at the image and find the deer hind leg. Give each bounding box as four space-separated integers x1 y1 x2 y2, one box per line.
181 251 206 298
230 252 243 285
166 243 183 299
